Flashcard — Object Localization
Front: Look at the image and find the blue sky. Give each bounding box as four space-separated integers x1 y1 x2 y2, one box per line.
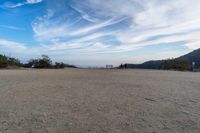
0 0 200 66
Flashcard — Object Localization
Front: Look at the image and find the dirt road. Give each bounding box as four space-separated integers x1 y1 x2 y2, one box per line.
0 69 200 133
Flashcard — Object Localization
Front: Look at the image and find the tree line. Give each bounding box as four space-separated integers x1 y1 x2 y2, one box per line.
0 54 21 68
160 59 189 71
119 59 194 71
0 54 76 69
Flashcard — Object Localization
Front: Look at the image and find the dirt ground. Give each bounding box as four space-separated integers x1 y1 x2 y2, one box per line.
0 69 200 133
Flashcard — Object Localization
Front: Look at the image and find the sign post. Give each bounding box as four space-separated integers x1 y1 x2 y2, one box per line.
192 62 195 72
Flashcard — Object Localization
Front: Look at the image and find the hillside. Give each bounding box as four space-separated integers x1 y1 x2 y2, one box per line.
178 48 200 68
120 48 200 71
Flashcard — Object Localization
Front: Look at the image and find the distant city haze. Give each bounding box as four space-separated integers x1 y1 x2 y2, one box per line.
0 0 200 66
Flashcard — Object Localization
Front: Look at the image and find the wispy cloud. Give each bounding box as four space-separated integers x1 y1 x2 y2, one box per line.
0 39 27 51
32 0 200 55
69 0 200 51
70 18 126 36
71 6 99 23
32 9 126 41
5 0 42 8
26 0 42 4
0 25 25 31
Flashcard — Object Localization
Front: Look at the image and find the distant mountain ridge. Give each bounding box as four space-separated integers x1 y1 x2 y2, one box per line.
120 48 200 71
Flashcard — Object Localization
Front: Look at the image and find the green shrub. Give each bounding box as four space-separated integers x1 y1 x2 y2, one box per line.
0 54 21 68
54 62 65 69
0 55 8 68
26 55 52 68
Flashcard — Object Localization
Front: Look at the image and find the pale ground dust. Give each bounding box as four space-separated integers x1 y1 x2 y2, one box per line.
0 69 200 133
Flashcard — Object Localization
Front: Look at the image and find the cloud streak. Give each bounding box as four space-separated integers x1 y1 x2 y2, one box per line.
0 25 25 31
69 0 200 51
6 0 42 8
32 0 200 54
0 39 27 51
32 9 126 41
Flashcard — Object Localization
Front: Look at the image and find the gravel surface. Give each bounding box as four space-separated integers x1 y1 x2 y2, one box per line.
0 69 200 133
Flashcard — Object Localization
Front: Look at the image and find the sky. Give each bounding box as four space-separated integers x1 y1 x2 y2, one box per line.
0 0 200 66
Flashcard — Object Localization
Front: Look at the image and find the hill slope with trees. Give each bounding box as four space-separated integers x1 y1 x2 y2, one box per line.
119 48 200 71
